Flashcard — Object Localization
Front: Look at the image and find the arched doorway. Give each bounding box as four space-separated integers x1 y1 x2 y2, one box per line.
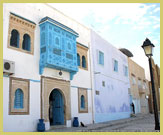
49 89 64 125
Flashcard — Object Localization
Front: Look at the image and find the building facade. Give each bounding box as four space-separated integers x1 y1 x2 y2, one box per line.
128 58 150 114
3 3 153 132
90 30 131 123
3 3 93 132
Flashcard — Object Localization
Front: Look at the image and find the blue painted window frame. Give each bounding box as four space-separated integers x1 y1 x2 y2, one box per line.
14 88 24 109
10 29 19 48
99 51 104 65
22 34 31 51
114 60 118 72
124 65 128 76
81 95 85 109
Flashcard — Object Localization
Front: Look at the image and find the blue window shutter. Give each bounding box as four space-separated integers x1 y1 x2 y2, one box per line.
81 95 85 109
14 88 24 109
41 32 45 45
99 51 104 65
114 60 118 72
125 66 128 76
116 61 118 71
77 53 80 66
55 37 59 45
82 56 86 68
22 34 31 51
10 29 19 48
49 33 52 45
101 53 104 65
68 43 71 50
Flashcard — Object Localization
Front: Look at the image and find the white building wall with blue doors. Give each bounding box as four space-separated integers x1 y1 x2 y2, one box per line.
90 30 131 123
3 3 93 132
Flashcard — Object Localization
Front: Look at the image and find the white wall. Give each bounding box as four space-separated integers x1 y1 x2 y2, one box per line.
3 3 91 79
91 30 131 123
3 3 93 131
3 77 41 132
70 87 93 125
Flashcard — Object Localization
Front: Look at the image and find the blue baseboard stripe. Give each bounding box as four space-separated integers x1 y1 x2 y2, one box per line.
95 112 131 123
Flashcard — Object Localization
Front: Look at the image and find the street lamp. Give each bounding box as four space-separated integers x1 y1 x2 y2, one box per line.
141 38 160 130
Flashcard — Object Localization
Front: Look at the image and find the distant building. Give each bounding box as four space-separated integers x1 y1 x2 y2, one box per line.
127 58 150 114
148 58 160 113
90 30 131 123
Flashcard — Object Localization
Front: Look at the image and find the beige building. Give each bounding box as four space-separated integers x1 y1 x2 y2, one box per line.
148 58 160 113
128 58 150 114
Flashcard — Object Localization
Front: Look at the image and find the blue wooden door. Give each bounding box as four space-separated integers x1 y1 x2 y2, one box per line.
52 90 64 125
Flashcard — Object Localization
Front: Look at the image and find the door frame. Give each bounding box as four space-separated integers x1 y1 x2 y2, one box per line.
41 76 71 126
49 89 65 125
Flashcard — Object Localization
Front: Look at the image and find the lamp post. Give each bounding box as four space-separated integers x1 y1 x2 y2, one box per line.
141 38 160 130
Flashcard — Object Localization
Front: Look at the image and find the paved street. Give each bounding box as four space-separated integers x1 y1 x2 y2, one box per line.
47 113 160 132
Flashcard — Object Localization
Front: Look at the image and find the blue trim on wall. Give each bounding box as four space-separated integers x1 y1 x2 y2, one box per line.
29 79 40 83
95 112 130 123
71 85 92 90
3 75 40 83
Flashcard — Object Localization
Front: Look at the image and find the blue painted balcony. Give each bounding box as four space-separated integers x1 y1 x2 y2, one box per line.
39 17 79 80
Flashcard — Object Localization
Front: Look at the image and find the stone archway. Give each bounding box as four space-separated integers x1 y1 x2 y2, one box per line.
41 76 71 128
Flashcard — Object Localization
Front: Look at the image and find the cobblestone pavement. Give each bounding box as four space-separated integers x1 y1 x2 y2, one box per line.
47 113 160 132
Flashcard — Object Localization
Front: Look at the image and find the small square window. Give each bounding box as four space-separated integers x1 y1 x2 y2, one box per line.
96 90 100 95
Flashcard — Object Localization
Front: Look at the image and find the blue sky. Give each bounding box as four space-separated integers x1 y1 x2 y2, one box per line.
49 3 160 80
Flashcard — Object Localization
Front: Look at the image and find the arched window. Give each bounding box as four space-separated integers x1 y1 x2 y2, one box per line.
22 34 31 51
14 88 24 109
77 53 80 66
55 37 59 45
82 56 86 68
10 29 19 48
81 95 85 109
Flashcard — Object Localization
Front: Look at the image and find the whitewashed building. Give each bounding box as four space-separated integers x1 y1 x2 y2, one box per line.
3 3 93 132
90 30 131 123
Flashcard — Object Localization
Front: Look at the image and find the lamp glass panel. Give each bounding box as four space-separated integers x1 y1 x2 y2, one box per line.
143 46 152 56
